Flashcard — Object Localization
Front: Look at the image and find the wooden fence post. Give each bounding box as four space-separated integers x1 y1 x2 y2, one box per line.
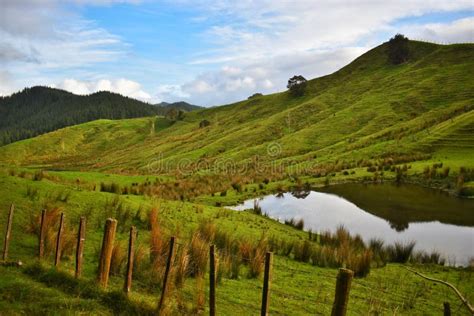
443 302 451 316
261 252 273 316
75 217 86 278
331 268 354 316
209 244 216 316
2 204 14 261
97 218 117 288
38 209 47 259
124 226 136 294
54 212 65 266
158 236 175 314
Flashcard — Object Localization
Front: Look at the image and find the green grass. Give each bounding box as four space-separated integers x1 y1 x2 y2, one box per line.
0 170 473 315
0 41 472 181
0 40 473 314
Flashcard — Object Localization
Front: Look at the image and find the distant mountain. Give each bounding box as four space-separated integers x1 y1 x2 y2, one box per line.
0 86 161 146
154 101 203 112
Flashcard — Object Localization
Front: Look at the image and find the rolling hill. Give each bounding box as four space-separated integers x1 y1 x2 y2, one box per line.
0 87 163 146
155 101 203 112
0 39 473 315
0 40 473 178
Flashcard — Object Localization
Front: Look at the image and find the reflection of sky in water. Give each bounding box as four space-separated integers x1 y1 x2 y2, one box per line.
231 191 474 266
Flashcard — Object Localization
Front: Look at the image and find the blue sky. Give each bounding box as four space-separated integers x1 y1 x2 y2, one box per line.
1 1 473 106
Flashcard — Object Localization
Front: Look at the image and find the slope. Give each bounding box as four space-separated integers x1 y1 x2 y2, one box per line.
0 86 161 146
0 41 473 176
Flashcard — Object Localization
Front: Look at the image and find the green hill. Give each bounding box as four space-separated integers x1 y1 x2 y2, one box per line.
0 39 473 315
1 41 472 179
0 86 162 146
155 101 203 112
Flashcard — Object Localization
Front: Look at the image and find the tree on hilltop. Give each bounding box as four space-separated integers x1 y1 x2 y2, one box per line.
287 75 307 97
388 34 410 65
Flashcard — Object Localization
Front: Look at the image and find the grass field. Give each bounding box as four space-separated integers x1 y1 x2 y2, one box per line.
0 40 473 315
0 172 473 315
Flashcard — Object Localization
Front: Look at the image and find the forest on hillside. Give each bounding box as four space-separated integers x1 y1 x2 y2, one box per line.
0 87 200 146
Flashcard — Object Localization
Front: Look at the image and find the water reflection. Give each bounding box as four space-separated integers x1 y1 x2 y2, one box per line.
232 183 474 266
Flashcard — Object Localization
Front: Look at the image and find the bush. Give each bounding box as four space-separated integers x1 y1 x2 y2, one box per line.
33 170 44 181
247 235 267 278
199 120 211 128
231 182 242 193
348 250 372 278
386 241 416 263
294 240 312 262
248 93 263 99
188 232 209 277
110 242 126 276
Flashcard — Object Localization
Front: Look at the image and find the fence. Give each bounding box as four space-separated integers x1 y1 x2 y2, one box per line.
1 204 470 315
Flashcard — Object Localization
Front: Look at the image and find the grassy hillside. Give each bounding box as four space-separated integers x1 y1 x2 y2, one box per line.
0 86 164 146
0 170 472 315
0 41 472 178
0 40 473 315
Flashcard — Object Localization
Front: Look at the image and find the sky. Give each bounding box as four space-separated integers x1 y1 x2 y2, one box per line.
0 1 473 106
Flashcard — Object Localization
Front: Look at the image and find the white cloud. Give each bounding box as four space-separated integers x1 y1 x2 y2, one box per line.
154 84 190 103
0 0 128 96
172 1 473 105
55 78 152 101
1 0 473 106
0 70 16 96
403 17 474 43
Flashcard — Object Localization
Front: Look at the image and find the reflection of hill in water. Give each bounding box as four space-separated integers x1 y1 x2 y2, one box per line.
318 183 474 231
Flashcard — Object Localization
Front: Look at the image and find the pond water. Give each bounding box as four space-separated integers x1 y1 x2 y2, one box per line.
232 183 474 266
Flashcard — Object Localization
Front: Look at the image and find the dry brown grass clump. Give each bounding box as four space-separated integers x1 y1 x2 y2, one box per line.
110 241 127 276
188 232 209 277
26 207 76 259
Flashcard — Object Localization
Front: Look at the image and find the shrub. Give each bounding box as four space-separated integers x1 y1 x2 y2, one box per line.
294 240 312 262
248 93 263 99
411 250 445 265
26 207 75 259
149 207 166 281
110 241 126 276
33 170 44 181
252 200 262 215
188 232 209 277
348 250 372 278
231 182 242 193
284 217 304 230
295 218 304 230
26 186 39 200
247 235 267 278
174 247 189 288
197 220 216 242
369 238 386 266
132 243 148 281
199 120 211 128
386 241 416 263
311 245 338 267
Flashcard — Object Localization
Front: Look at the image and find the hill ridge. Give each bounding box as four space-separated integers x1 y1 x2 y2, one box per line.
0 40 473 176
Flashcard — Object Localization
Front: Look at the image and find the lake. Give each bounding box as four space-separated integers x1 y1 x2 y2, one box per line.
232 183 474 266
